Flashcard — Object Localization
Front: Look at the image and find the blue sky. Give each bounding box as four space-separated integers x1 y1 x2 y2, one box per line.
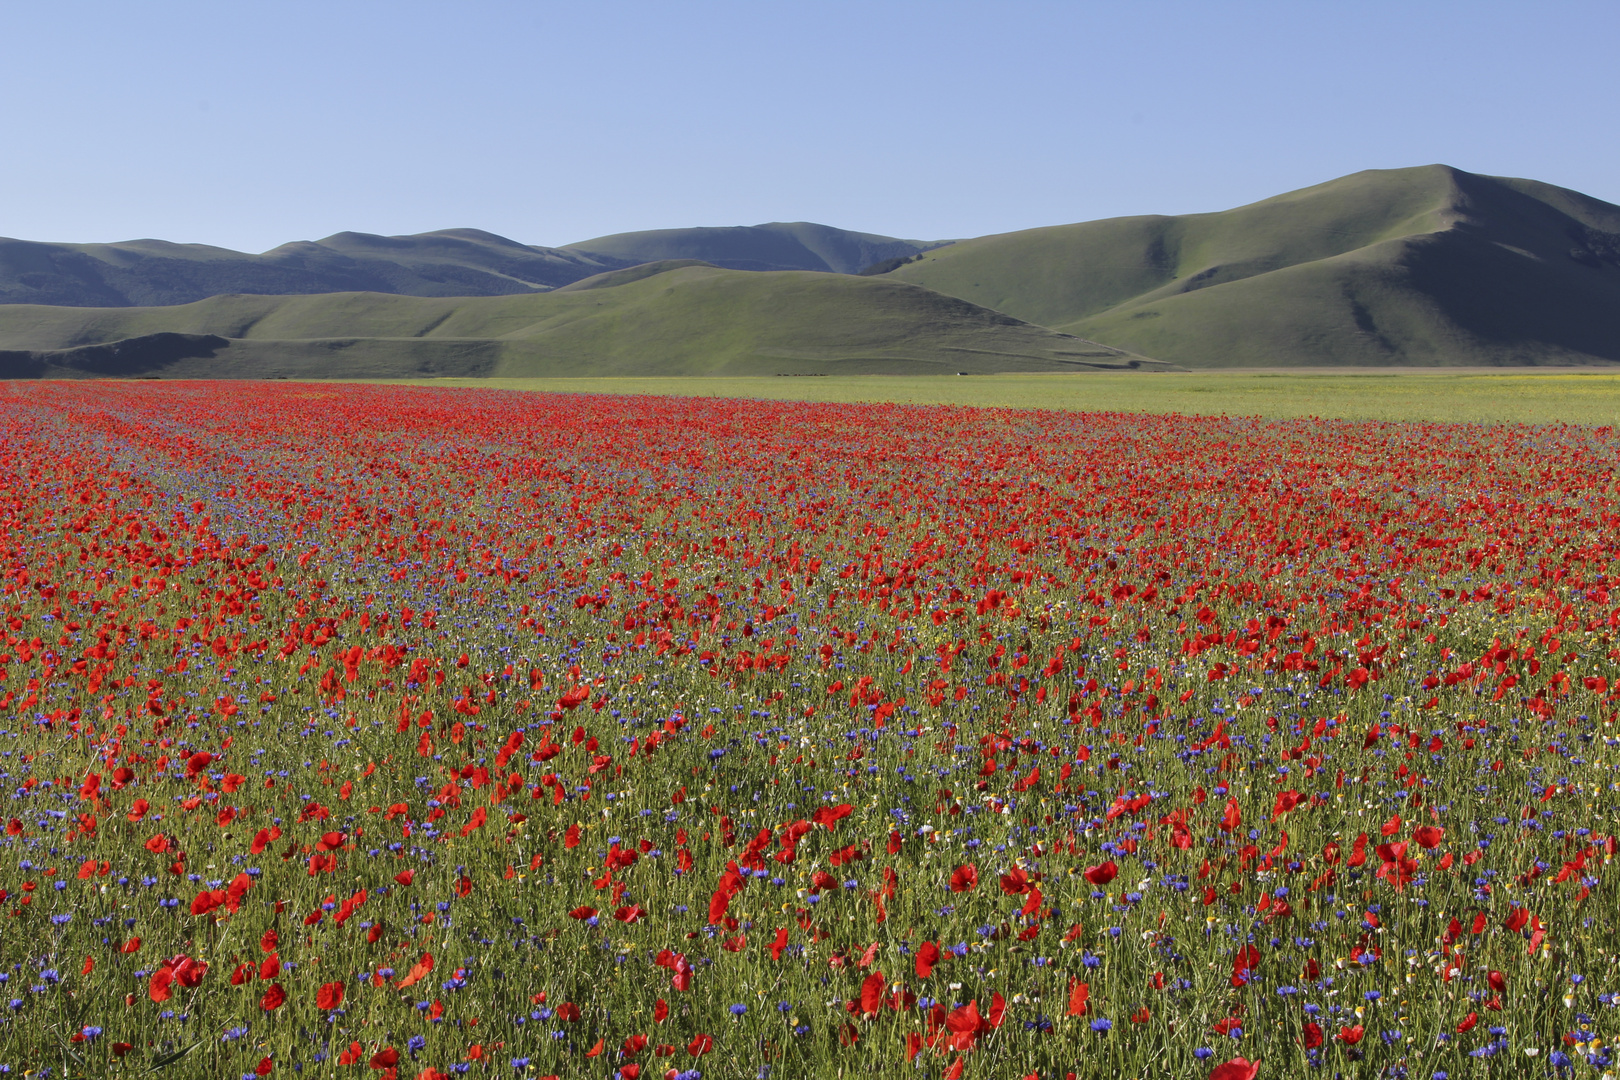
3 1 1615 251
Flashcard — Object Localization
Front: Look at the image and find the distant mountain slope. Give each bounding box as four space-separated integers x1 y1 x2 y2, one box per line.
0 222 947 308
0 262 1171 379
560 222 948 274
0 228 634 307
889 166 1620 366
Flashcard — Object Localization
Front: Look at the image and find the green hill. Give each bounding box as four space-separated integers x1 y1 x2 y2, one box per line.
561 222 948 274
553 260 717 291
0 263 1171 379
0 223 947 308
889 165 1620 366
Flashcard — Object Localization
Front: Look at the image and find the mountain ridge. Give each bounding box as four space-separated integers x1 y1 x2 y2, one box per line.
0 222 946 308
888 165 1620 366
561 221 948 274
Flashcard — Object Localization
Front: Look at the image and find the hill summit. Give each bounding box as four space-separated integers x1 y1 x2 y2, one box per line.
888 165 1620 366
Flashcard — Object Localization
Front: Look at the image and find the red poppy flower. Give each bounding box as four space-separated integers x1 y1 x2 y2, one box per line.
859 970 886 1016
394 953 433 990
170 956 206 988
1083 861 1118 886
1208 1058 1261 1080
317 981 345 1010
915 941 941 979
1230 945 1261 986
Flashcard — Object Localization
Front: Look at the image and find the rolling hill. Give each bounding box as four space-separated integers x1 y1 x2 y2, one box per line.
561 222 947 274
0 262 1170 379
0 229 639 307
0 223 945 308
887 165 1620 367
6 165 1618 371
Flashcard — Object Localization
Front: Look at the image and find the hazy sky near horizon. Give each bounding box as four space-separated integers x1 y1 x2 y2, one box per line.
4 1 1616 252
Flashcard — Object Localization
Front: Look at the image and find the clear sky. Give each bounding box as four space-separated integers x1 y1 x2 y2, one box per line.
3 1 1615 252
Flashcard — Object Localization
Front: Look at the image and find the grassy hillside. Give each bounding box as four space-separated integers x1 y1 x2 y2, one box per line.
0 263 1170 379
554 260 716 291
891 165 1620 367
562 222 947 274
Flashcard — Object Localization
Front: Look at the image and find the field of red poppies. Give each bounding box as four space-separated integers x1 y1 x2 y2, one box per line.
1 381 1617 1080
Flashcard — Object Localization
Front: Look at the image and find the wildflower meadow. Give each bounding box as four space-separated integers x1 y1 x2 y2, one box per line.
0 380 1617 1080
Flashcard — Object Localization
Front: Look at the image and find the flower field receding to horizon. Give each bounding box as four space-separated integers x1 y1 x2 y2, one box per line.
3 381 1620 1080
